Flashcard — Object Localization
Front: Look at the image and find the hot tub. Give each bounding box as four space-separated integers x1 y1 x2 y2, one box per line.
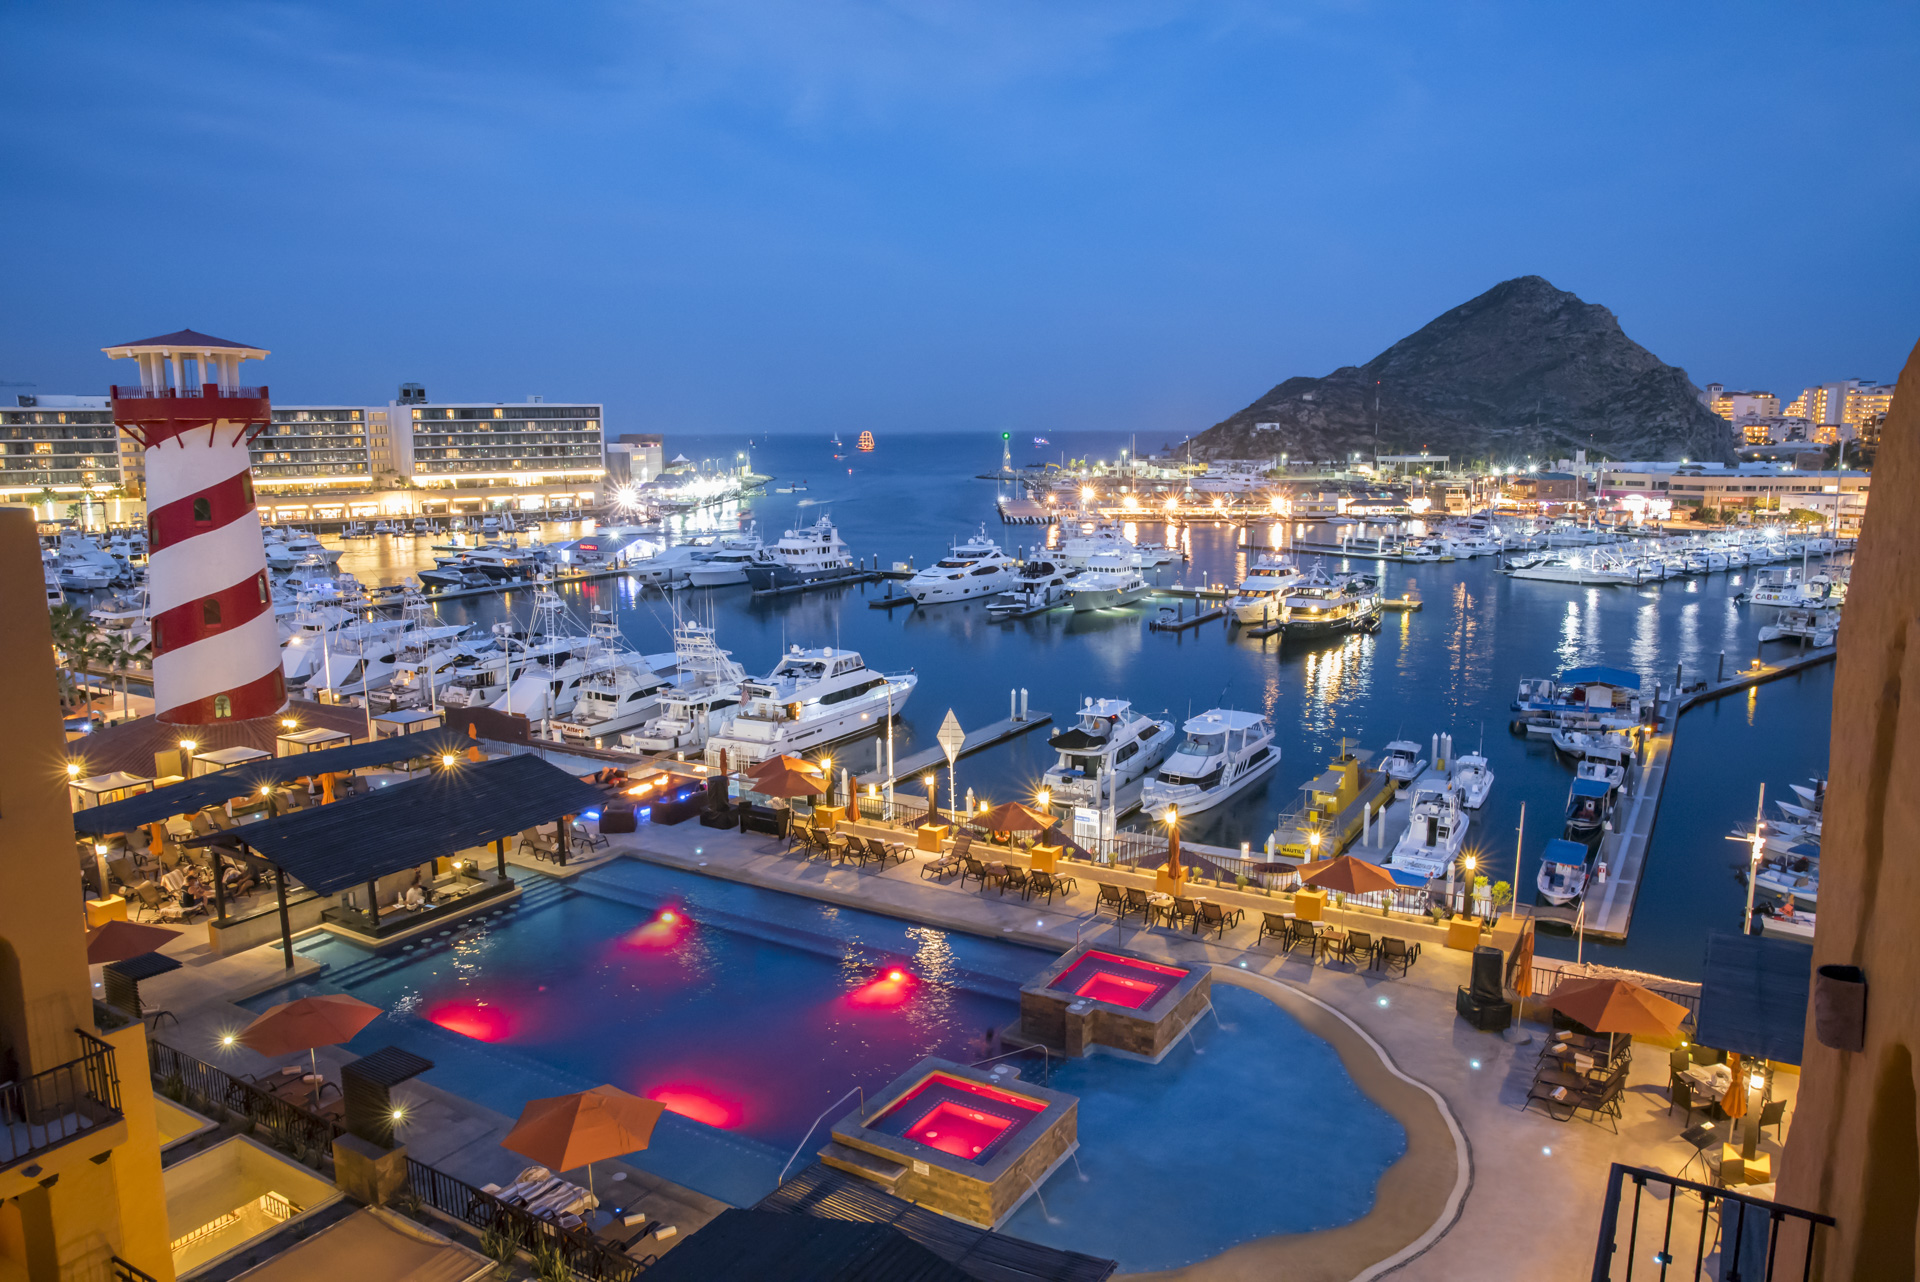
867 1072 1046 1163
1020 943 1211 1061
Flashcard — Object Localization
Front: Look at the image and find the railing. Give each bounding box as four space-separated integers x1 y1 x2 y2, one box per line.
111 1257 161 1282
110 385 268 401
0 1030 123 1170
148 1041 344 1160
1530 963 1702 1022
405 1158 647 1280
1591 1162 1831 1281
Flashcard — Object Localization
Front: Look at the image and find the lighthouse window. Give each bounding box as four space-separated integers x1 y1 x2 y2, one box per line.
202 598 223 626
258 572 269 603
192 497 212 524
214 695 232 719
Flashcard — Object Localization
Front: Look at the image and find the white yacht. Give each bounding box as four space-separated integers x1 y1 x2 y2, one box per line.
44 561 65 607
745 517 858 590
552 664 676 741
907 528 1018 603
264 532 343 572
1388 785 1467 878
1056 523 1178 569
1451 752 1494 808
1066 554 1150 612
622 543 716 586
1225 556 1303 624
1536 838 1592 907
1503 554 1636 585
1278 567 1381 637
1041 699 1176 812
1758 609 1838 647
1379 739 1427 783
686 528 768 588
621 620 749 753
1139 710 1279 817
985 559 1073 619
704 646 917 770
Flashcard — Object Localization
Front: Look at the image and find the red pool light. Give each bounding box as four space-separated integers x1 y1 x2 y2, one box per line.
429 1001 512 1043
847 966 916 1008
1047 950 1188 1011
647 1083 743 1129
624 907 690 951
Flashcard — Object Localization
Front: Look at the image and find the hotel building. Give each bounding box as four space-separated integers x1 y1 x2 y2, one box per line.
1596 461 1871 532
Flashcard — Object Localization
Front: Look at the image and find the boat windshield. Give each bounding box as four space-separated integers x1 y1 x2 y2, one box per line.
935 559 977 569
772 659 828 679
1180 731 1227 757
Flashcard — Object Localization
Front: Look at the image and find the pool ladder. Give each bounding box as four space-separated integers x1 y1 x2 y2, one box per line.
777 1084 865 1186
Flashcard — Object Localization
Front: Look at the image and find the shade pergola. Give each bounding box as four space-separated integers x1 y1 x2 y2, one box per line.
181 753 608 966
1298 855 1398 895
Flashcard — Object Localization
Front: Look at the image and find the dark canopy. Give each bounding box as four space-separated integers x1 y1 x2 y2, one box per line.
1696 929 1811 1066
182 753 607 895
73 729 480 836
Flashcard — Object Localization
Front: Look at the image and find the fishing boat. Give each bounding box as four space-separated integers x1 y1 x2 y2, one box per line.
1536 837 1593 906
1378 739 1427 784
1757 609 1838 647
1387 785 1468 879
1140 710 1279 817
1041 698 1176 813
1563 776 1613 835
1452 752 1495 808
1756 902 1816 940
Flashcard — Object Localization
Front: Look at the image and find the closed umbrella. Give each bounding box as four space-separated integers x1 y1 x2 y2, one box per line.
238 993 382 1109
1722 1051 1748 1119
85 919 180 966
503 1085 666 1195
1298 854 1398 895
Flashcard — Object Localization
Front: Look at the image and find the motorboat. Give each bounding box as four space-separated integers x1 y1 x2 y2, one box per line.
419 566 495 592
1756 903 1816 940
1503 554 1637 585
44 562 64 607
264 532 343 572
1758 609 1838 648
1140 709 1279 817
907 528 1019 603
744 517 859 590
1056 523 1176 569
1379 739 1427 783
1752 846 1820 907
985 559 1073 619
1563 776 1613 835
1225 556 1303 624
1575 758 1626 794
1388 785 1467 878
551 664 676 742
1551 727 1634 762
1278 566 1381 637
1041 698 1176 812
1512 669 1646 726
1451 752 1494 808
1066 555 1150 612
704 645 917 770
1536 837 1592 906
686 528 768 588
622 543 717 586
620 619 748 754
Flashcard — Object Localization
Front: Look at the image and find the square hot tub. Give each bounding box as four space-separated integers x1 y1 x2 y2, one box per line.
824 1059 1077 1229
1019 944 1211 1061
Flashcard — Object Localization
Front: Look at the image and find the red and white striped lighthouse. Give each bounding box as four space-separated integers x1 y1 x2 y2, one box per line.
105 330 286 725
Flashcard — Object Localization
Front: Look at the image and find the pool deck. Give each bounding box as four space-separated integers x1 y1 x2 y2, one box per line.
607 818 1797 1282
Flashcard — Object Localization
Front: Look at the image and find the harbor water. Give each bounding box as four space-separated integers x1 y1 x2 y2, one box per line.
337 431 1837 980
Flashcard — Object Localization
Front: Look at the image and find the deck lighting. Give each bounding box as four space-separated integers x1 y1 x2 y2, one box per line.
220 1033 237 1047
179 739 197 752
281 718 297 729
1749 1073 1766 1091
259 786 271 797
391 1106 407 1123
1308 830 1322 852
1035 787 1051 809
1080 486 1094 503
66 762 80 778
923 773 935 789
94 843 109 856
1163 805 1178 826
441 753 457 767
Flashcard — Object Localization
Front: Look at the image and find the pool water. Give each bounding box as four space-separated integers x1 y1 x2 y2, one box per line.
870 1073 1046 1164
249 864 1407 1269
1048 950 1188 1010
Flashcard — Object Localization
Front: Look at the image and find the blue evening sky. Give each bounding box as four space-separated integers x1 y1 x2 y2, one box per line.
3 2 1915 437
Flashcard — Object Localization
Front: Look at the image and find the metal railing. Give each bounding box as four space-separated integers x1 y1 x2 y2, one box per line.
148 1041 344 1159
111 1257 160 1282
1591 1162 1831 1281
0 1030 123 1170
110 385 267 401
404 1158 647 1280
1530 964 1702 1022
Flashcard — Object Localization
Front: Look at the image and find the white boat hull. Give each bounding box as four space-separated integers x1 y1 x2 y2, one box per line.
1070 584 1150 612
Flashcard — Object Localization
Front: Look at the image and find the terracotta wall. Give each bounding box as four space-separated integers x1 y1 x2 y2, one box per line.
1778 337 1920 1274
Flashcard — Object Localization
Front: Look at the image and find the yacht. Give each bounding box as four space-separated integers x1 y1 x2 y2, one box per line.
43 562 64 607
410 518 430 536
1066 554 1151 612
1564 776 1613 835
419 566 495 592
1379 739 1427 783
1279 566 1381 637
1503 554 1636 585
620 620 749 753
1056 523 1179 569
1041 698 1176 812
985 559 1073 620
1388 785 1468 878
1550 727 1633 762
551 665 676 742
907 528 1019 603
1140 710 1279 817
1536 838 1593 906
622 543 716 586
1225 556 1303 624
264 532 343 572
1451 752 1494 808
744 517 858 590
687 528 768 588
1758 609 1838 648
704 646 917 770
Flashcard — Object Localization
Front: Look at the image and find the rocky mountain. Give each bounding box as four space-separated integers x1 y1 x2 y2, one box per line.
1184 276 1736 464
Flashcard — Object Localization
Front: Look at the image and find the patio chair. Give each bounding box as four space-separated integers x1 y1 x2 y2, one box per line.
107 858 142 891
1121 887 1155 925
1669 1075 1698 1123
1165 897 1199 933
1256 912 1291 945
1377 937 1421 976
129 883 169 922
949 832 974 863
1285 917 1321 959
571 820 610 852
1026 870 1075 903
1758 1098 1788 1141
961 858 1003 892
919 851 961 881
1344 930 1377 968
1196 901 1242 938
1000 866 1032 899
863 835 909 865
1095 883 1127 918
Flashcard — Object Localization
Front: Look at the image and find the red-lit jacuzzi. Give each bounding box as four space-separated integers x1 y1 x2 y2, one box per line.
1046 950 1189 1010
828 1059 1078 1229
1022 943 1211 1061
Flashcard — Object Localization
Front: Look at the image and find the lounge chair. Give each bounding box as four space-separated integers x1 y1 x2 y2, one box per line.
1256 912 1291 945
107 858 143 892
130 883 170 922
863 835 910 865
1164 897 1199 933
949 833 974 863
1196 901 1243 938
1094 883 1127 918
920 851 962 881
1285 916 1321 959
1377 936 1421 976
1343 930 1376 967
571 820 610 852
1025 870 1076 903
961 858 1004 892
1000 866 1032 899
1121 887 1155 925
518 828 561 862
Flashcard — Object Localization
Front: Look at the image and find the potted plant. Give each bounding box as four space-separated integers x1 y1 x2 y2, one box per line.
1489 880 1513 923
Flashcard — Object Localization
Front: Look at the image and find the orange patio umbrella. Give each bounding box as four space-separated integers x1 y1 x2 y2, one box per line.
238 994 382 1107
746 755 829 799
975 801 1057 834
502 1085 666 1194
148 822 165 858
1298 854 1398 895
85 919 180 966
1546 975 1689 1059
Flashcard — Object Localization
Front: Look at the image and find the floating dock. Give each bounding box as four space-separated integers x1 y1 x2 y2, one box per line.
750 571 883 600
855 713 1054 787
1148 602 1225 633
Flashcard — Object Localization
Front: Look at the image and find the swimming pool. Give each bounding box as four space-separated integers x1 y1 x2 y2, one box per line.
248 863 1407 1270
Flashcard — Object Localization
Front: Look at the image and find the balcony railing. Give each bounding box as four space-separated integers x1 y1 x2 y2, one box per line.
405 1158 650 1280
1591 1162 1833 1281
111 1257 160 1282
0 1030 123 1170
109 385 268 401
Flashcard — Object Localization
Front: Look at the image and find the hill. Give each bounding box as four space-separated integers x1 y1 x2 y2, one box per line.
1184 276 1736 464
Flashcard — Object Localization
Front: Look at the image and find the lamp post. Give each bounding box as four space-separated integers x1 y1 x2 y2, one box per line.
1743 783 1766 935
924 772 937 826
1461 854 1478 918
820 756 833 810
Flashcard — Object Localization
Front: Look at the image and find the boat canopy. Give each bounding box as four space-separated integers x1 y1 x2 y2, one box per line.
1540 837 1591 866
1557 665 1642 690
1569 778 1612 799
1182 709 1266 733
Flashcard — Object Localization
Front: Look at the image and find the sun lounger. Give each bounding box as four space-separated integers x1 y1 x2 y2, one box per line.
1196 900 1243 937
1094 883 1126 917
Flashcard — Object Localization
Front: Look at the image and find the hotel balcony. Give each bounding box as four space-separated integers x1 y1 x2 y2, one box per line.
0 1030 124 1175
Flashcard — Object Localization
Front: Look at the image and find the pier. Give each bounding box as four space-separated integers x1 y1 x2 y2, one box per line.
1148 601 1225 632
748 571 884 600
855 712 1054 787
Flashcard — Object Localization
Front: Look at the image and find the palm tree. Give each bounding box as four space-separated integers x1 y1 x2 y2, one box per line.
48 604 101 721
92 632 135 723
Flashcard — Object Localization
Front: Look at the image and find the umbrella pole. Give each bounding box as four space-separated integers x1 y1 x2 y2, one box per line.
1503 804 1532 1044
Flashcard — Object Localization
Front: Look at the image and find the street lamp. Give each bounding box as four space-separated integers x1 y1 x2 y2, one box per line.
1035 787 1051 810
924 772 937 823
1462 854 1478 916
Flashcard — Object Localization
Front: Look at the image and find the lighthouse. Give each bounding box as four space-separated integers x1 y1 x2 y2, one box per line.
104 330 286 725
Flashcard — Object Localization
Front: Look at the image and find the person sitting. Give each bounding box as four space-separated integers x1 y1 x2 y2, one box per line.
178 871 208 911
404 884 426 911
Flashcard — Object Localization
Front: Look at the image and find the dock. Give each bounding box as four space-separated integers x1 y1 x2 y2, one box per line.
749 571 883 600
855 712 1054 787
1381 595 1424 612
1148 602 1225 632
867 584 918 609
